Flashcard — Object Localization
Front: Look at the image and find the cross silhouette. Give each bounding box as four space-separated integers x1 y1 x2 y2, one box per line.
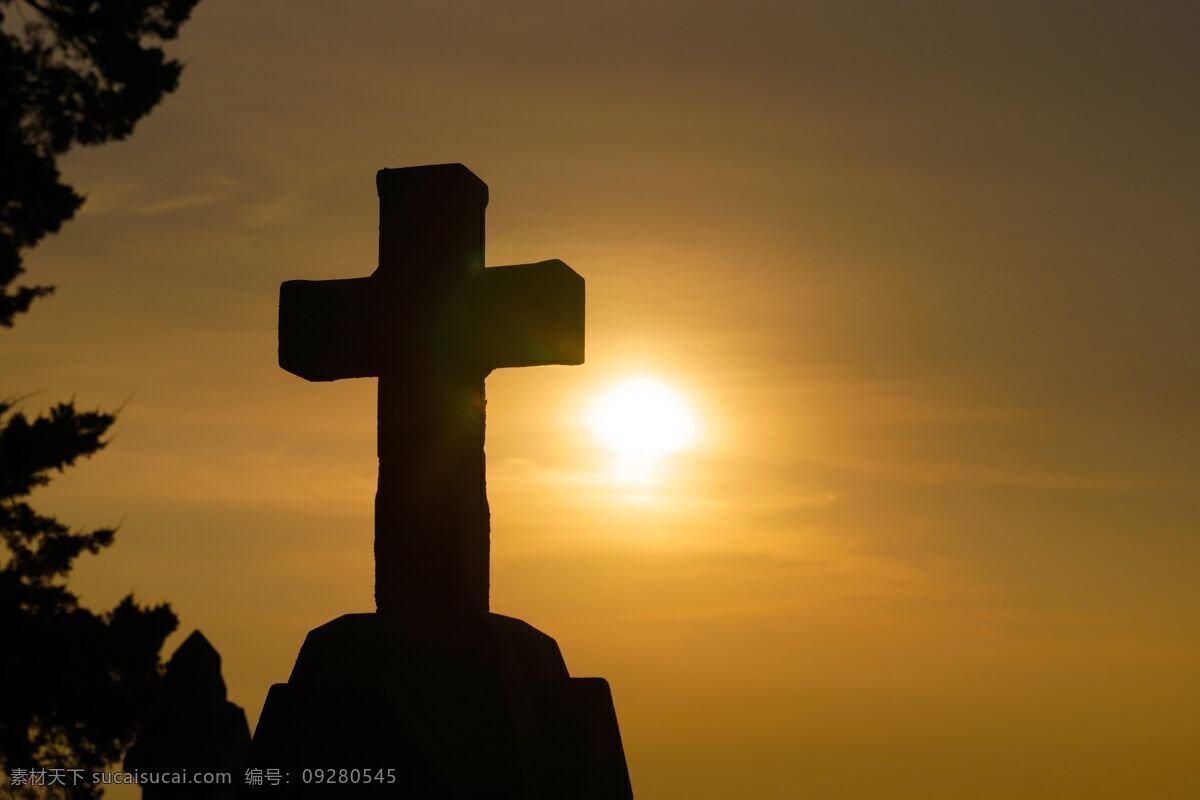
278 164 583 613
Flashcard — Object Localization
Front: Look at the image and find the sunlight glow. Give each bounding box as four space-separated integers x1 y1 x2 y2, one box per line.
587 377 697 482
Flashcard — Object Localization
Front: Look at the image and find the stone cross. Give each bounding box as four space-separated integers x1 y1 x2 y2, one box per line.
278 164 583 614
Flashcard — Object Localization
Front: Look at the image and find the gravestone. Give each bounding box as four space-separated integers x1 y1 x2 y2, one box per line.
245 164 632 798
126 630 251 798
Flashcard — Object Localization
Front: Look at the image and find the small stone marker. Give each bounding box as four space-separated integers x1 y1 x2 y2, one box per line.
127 630 250 799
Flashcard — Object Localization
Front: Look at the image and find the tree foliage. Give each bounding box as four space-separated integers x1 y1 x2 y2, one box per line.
1 0 199 793
0 400 178 796
1 0 199 326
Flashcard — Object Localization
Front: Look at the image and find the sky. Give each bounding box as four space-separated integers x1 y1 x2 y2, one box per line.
4 1 1199 796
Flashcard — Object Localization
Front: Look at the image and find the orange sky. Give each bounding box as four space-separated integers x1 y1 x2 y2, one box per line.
4 1 1198 797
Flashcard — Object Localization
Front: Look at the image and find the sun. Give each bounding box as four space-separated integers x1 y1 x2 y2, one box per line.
587 377 697 481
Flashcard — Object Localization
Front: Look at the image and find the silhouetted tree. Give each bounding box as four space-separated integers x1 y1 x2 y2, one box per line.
1 0 199 326
0 400 177 797
1 0 199 794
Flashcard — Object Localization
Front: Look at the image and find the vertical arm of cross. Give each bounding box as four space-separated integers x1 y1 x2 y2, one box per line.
373 165 490 614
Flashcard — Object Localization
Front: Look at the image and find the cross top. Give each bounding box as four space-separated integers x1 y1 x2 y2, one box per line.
278 164 584 613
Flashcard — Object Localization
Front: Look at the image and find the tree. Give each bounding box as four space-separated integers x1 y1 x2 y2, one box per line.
1 0 200 326
0 401 177 796
1 0 200 794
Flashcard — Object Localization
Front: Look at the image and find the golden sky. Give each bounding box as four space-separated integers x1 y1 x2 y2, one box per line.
4 1 1198 796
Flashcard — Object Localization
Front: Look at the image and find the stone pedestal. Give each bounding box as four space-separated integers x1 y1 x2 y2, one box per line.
246 614 632 799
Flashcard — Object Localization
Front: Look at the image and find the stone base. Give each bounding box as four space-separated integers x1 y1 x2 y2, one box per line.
245 613 632 798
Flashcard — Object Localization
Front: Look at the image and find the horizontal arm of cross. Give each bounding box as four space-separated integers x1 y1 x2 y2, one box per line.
279 259 584 382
